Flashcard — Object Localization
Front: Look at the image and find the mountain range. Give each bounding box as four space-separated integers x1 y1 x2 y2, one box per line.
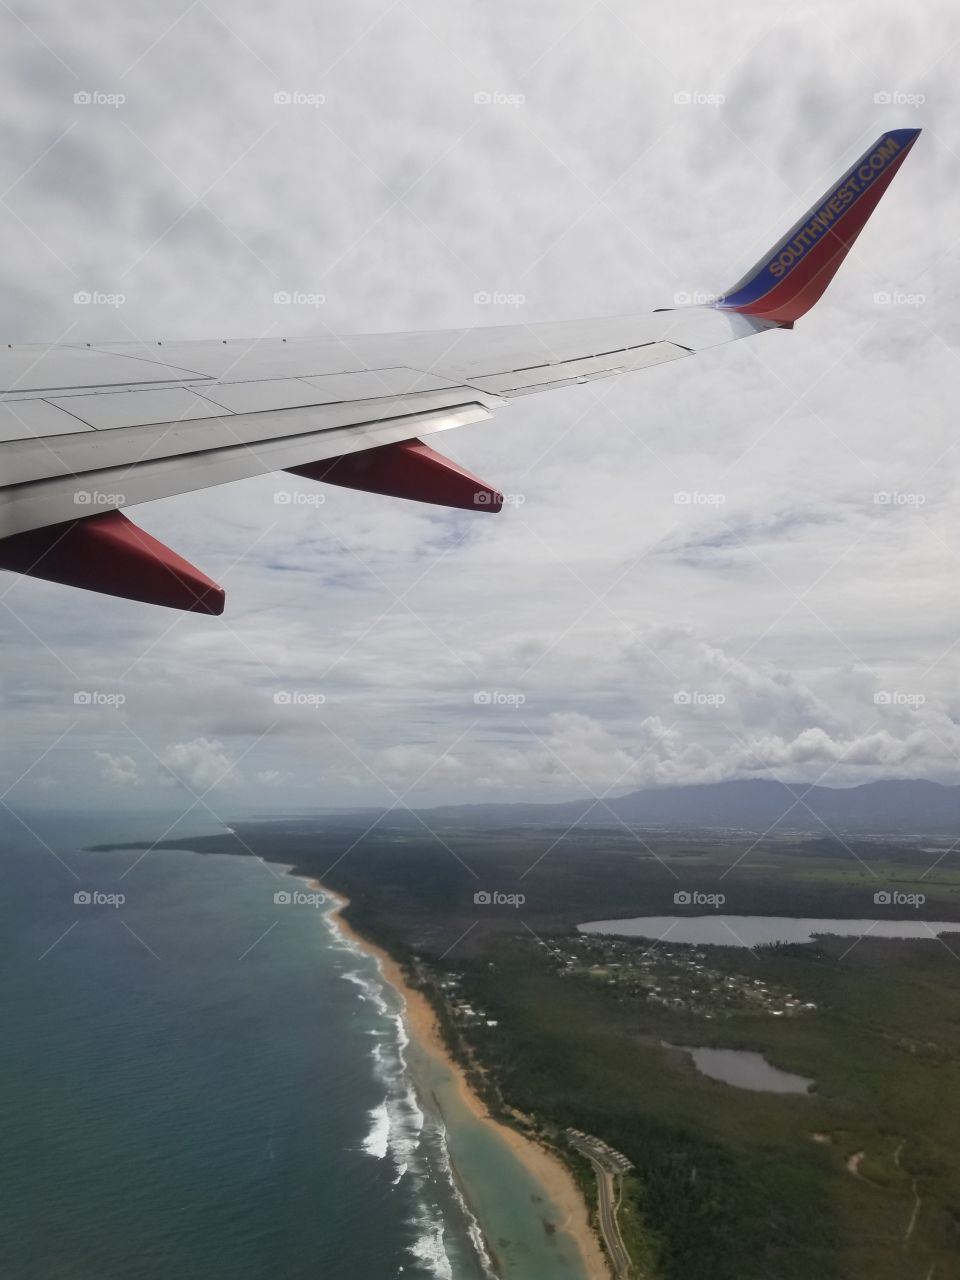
423 778 960 834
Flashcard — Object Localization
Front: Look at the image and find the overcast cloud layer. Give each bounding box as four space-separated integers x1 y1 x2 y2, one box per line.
3 0 960 819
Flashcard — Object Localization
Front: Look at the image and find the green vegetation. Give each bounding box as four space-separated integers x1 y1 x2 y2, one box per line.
426 929 960 1279
425 941 836 1279
616 1174 662 1279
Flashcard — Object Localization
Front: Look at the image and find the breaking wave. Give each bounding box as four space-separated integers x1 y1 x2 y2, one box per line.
321 891 496 1279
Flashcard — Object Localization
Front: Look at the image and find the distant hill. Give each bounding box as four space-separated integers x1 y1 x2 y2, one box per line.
424 778 960 834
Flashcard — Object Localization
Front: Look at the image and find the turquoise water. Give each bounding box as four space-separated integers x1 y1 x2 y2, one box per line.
403 1035 593 1279
0 811 592 1280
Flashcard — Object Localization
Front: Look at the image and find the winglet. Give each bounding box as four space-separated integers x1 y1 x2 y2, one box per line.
714 129 921 324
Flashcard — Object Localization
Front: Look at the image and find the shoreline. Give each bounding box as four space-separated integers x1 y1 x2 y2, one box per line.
312 880 613 1280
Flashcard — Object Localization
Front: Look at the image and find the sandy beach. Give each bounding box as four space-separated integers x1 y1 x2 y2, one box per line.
313 882 613 1280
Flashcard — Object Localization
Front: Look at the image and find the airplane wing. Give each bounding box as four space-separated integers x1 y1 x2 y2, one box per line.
0 128 920 614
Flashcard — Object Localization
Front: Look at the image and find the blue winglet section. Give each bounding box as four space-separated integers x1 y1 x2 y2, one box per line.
715 128 921 324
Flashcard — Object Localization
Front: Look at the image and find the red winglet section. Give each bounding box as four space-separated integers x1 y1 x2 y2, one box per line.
716 129 921 324
0 509 225 614
287 438 503 512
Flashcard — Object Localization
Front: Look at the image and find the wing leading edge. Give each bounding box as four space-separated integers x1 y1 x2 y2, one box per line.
0 129 921 613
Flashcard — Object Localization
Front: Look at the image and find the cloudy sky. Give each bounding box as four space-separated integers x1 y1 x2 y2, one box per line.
3 0 960 820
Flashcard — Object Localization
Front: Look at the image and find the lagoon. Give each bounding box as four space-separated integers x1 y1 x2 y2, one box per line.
665 1044 814 1093
578 915 960 948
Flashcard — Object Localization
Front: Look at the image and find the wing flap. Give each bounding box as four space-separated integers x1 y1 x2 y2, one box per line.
46 386 228 430
0 387 501 489
0 401 494 539
0 399 94 442
466 338 694 396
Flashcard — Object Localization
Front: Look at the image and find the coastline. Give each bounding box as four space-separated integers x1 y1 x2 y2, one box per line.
313 881 613 1280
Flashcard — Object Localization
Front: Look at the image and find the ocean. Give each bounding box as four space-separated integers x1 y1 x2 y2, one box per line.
0 810 591 1280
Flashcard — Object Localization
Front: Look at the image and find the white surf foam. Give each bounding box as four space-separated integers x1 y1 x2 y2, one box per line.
340 968 390 1016
361 1100 390 1159
318 890 494 1279
428 1114 498 1280
408 1210 454 1280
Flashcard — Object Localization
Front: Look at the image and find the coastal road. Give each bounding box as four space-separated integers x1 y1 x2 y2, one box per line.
568 1136 632 1277
596 1165 631 1277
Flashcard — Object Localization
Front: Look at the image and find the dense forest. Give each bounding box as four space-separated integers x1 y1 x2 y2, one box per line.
441 946 839 1280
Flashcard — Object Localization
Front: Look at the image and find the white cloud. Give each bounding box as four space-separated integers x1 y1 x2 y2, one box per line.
94 752 142 788
160 738 236 792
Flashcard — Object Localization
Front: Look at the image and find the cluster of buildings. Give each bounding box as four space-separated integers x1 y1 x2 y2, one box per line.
534 935 818 1020
436 973 499 1027
422 933 819 1039
566 1129 633 1173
